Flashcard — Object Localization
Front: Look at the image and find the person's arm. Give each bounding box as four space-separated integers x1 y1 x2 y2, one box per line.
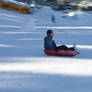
46 37 55 49
46 38 53 45
47 38 56 50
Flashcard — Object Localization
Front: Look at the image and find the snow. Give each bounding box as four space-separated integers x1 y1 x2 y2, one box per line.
3 0 29 7
0 7 92 92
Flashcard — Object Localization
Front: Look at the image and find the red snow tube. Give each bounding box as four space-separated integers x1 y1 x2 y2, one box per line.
44 50 80 57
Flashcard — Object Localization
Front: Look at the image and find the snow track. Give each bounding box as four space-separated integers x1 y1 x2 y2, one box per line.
37 26 92 29
0 25 22 28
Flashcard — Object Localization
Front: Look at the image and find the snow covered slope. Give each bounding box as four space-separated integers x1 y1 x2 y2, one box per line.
0 7 92 92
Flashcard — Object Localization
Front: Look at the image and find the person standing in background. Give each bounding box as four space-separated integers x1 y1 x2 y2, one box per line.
51 14 56 23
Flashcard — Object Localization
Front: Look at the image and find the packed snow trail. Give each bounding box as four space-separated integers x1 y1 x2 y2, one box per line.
0 7 92 92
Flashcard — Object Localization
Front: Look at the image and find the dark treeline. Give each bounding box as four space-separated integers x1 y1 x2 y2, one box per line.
16 0 92 6
16 0 70 5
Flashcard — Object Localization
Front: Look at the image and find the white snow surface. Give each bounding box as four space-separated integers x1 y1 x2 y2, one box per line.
3 0 29 7
0 7 92 92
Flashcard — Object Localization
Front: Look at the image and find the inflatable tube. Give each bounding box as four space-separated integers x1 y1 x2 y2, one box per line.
44 50 80 57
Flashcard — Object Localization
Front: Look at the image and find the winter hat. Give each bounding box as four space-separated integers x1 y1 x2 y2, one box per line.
47 30 53 35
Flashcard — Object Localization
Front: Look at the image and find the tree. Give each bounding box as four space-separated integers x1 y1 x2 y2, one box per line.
57 0 71 4
46 0 57 3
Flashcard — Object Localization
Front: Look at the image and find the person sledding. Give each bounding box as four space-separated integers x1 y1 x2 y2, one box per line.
44 30 75 51
44 30 80 57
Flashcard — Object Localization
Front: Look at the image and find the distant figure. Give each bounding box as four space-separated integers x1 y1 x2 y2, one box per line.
51 15 55 23
44 30 75 51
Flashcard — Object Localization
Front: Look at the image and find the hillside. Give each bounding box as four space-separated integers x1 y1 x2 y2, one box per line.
0 6 92 92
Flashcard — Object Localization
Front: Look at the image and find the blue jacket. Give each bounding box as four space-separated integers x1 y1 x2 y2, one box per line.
44 36 56 50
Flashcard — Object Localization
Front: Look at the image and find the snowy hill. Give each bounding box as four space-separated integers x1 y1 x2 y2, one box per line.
0 7 92 92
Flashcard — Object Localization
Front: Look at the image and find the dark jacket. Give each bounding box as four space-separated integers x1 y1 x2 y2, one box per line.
44 36 56 50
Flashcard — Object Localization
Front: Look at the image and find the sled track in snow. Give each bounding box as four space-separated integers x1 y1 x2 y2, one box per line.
36 26 92 29
0 25 22 28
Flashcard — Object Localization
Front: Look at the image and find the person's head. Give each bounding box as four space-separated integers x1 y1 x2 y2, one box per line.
47 30 54 37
